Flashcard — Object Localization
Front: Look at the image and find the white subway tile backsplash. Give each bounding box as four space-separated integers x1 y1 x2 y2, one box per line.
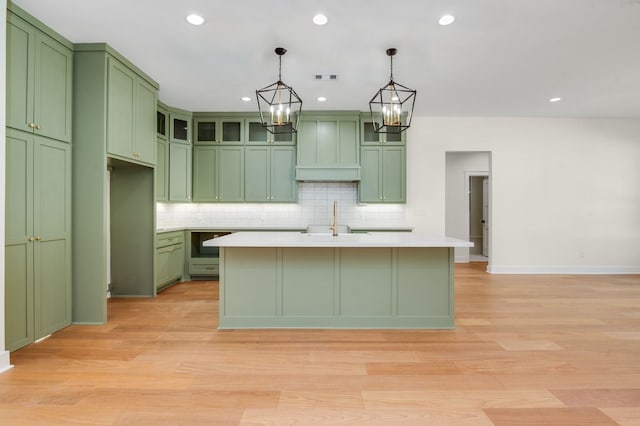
156 182 406 229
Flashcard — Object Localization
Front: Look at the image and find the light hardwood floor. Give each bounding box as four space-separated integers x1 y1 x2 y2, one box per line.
1 263 639 425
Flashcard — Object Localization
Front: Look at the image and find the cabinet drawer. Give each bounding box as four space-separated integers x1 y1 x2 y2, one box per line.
156 231 184 248
190 259 220 275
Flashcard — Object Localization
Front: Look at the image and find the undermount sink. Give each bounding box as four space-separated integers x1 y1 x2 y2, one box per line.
305 224 350 235
304 232 366 237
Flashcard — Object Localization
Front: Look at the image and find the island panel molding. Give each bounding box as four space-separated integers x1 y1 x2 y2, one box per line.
210 232 471 329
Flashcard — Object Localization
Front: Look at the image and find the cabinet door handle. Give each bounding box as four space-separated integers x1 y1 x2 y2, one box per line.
29 237 35 242
35 236 42 241
28 123 36 128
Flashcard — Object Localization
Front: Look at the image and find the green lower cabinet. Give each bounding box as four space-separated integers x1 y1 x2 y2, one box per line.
359 145 406 203
168 142 192 202
189 258 220 276
155 230 184 291
192 145 244 202
5 129 71 351
245 146 296 202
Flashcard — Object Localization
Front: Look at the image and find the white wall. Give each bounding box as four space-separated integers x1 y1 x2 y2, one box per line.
1 0 11 372
445 152 489 262
406 117 640 273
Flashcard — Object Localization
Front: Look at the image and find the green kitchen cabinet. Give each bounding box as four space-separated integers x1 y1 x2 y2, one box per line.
168 141 192 202
169 108 192 144
156 138 169 201
193 146 245 202
157 105 168 140
245 146 297 202
360 113 405 145
106 57 157 165
6 7 73 143
246 117 295 145
73 43 159 323
155 231 184 291
5 129 71 351
193 115 243 145
155 104 169 201
296 112 360 181
359 145 406 203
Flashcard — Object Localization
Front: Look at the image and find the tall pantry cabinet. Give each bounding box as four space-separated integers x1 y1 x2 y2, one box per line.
73 43 158 324
5 5 73 351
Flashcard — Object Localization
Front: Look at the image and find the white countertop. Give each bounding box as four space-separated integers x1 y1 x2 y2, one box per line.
204 231 473 248
157 225 412 233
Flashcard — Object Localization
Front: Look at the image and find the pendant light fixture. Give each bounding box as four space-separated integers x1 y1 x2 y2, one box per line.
369 48 416 134
256 47 302 134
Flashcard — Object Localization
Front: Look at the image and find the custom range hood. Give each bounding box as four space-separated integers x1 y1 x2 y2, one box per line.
294 111 361 182
295 166 360 182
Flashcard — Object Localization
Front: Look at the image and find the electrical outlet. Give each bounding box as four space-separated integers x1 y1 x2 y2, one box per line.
579 250 585 258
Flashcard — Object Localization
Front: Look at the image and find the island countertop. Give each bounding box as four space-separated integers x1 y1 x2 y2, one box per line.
204 231 473 248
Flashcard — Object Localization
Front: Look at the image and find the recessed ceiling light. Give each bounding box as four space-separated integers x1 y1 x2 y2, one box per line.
313 14 328 26
317 96 327 102
549 97 562 103
186 14 205 26
241 96 251 102
438 14 455 26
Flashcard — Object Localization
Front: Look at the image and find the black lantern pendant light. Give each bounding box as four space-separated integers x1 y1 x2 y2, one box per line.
369 48 416 134
256 47 302 134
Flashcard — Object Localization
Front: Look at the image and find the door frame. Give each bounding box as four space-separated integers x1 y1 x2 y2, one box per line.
464 171 490 262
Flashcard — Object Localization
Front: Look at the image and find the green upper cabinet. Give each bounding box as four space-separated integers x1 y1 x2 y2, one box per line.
246 116 295 145
168 141 192 202
169 108 192 144
157 105 168 141
5 128 72 351
359 145 406 203
155 104 169 201
167 108 193 201
193 145 244 202
6 9 73 143
194 114 243 145
296 112 360 181
156 137 169 201
360 113 406 145
106 56 157 165
245 146 297 202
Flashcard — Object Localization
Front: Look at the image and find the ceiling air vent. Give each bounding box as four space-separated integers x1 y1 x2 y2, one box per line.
314 74 338 81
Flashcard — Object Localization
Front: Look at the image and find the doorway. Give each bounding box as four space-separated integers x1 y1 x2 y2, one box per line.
468 174 489 262
445 151 491 267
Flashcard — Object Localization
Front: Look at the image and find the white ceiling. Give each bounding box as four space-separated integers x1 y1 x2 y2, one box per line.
13 0 640 118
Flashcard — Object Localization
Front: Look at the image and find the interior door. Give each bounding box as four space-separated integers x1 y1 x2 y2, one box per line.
482 178 489 257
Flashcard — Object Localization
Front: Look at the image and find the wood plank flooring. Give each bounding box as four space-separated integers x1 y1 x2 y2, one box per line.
1 263 639 425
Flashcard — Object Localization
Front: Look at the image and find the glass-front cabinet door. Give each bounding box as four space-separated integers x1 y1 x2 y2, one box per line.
360 113 405 145
157 106 167 140
169 109 192 144
194 115 244 144
246 117 295 145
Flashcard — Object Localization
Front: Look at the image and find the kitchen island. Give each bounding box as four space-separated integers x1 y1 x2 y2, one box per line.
205 232 472 329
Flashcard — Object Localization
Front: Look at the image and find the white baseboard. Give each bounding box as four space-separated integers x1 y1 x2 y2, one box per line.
0 351 13 374
487 265 640 275
455 255 470 263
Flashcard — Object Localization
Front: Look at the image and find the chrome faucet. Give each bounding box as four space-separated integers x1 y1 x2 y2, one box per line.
329 200 338 236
